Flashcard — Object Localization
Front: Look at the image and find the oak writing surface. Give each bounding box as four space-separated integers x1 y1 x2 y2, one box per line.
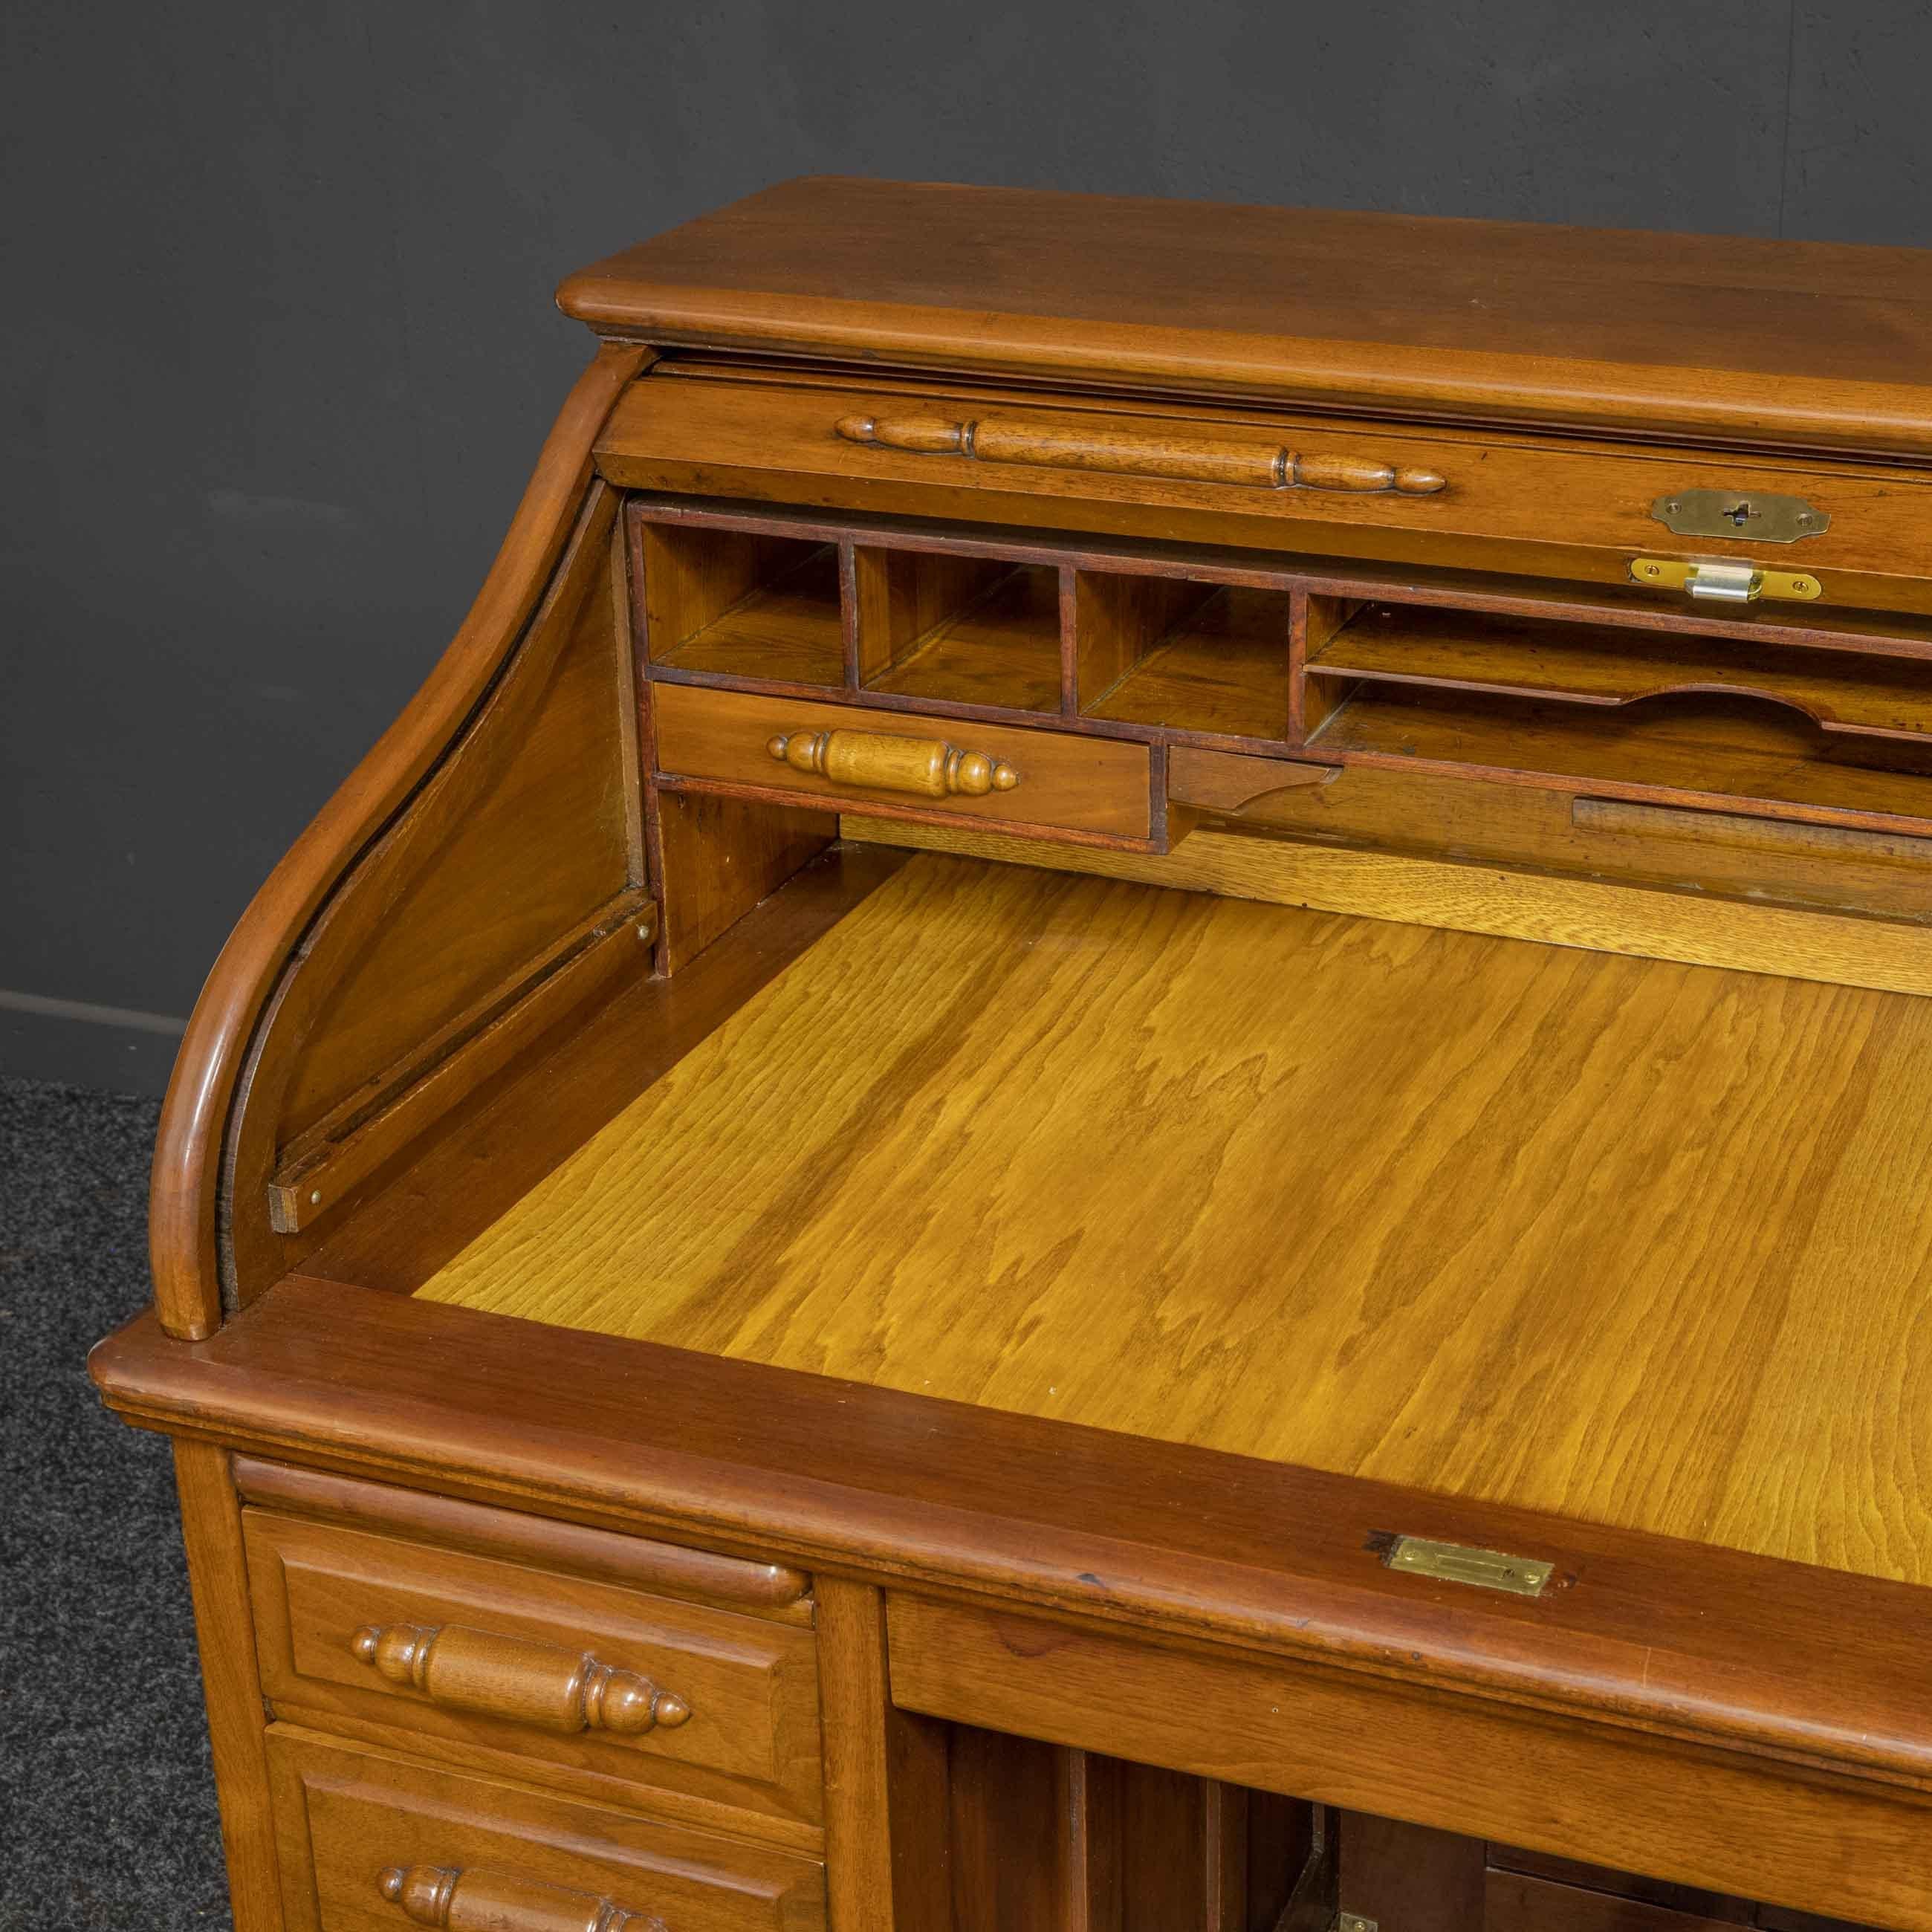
420 854 1932 1592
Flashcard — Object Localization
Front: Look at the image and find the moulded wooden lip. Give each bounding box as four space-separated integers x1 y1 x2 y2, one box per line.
88 1277 1932 1795
556 178 1932 460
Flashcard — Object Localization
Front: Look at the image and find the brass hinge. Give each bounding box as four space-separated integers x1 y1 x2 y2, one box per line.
1335 1915 1378 1932
1630 557 1822 604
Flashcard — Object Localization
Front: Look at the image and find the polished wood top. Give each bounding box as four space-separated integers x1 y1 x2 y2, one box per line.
557 177 1932 458
421 854 1932 1591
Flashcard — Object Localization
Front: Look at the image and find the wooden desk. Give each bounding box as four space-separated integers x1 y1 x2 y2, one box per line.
92 180 1932 1932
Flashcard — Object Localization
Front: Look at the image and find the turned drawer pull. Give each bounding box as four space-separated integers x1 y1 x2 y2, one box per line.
351 1622 691 1735
834 411 1447 496
378 1864 667 1932
768 726 1020 799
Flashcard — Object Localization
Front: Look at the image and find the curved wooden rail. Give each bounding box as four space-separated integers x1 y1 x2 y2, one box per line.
149 342 650 1339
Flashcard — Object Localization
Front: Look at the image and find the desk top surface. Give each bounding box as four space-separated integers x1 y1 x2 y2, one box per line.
420 854 1932 1592
557 177 1932 457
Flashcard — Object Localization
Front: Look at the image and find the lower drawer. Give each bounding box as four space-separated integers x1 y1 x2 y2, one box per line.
268 1730 824 1932
652 681 1155 843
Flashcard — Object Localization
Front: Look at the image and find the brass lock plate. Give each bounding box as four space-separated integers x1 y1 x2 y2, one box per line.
1651 488 1828 542
1384 1534 1554 1597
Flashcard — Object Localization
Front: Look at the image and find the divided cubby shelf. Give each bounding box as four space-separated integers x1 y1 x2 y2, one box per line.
627 498 1932 839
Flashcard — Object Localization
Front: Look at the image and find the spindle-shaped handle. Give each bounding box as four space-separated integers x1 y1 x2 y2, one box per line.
834 411 1447 495
377 1864 667 1932
767 726 1020 800
351 1623 691 1736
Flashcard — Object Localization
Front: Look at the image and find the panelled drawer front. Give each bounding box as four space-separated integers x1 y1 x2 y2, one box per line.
654 681 1153 840
600 372 1932 615
245 1509 823 1825
267 1729 823 1932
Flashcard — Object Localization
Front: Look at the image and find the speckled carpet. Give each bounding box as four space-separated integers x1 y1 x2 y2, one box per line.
1 1074 229 1930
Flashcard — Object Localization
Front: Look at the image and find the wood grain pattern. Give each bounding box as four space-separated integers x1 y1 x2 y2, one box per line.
621 485 1932 666
600 372 1932 613
886 1595 1932 1932
94 1274 1932 1807
833 409 1447 494
1338 1812 1485 1932
174 1442 284 1932
815 1578 949 1932
148 341 646 1340
650 785 835 976
1483 1868 1741 1932
1165 752 1932 925
654 684 1152 840
266 1729 824 1932
863 564 1065 713
224 482 637 1304
301 845 908 1292
375 1861 665 1932
1312 604 1932 742
245 1509 823 1824
421 853 1932 1589
560 178 1932 458
1485 1842 1754 1925
767 727 1019 800
348 1622 691 1737
1314 687 1932 837
265 896 655 1233
641 523 845 688
1083 586 1294 741
849 548 1013 687
849 814 1932 996
232 1459 812 1618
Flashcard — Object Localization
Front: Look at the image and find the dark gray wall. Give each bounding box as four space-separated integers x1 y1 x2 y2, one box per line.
5 2 1928 1092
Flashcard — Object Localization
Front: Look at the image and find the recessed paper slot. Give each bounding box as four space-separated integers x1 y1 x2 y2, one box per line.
639 522 843 688
1309 604 1932 748
1314 685 1932 834
856 548 1063 714
1078 573 1294 742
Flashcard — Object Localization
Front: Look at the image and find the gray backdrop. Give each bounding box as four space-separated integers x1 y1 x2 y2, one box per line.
6 1 1927 1093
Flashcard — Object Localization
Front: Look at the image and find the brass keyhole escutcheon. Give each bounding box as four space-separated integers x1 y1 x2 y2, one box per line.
1650 488 1827 542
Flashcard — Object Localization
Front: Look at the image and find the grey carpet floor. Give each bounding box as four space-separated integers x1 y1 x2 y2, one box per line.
1 1074 230 1931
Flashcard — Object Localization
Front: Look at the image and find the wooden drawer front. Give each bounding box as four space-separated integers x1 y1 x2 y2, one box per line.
246 1510 822 1824
267 1729 823 1932
600 372 1932 615
654 682 1153 840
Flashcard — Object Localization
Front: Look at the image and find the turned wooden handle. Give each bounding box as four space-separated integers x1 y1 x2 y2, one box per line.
378 1864 667 1932
351 1622 691 1736
768 726 1020 800
834 411 1446 495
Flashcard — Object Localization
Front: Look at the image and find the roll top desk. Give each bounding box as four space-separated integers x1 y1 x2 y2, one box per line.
93 178 1932 1932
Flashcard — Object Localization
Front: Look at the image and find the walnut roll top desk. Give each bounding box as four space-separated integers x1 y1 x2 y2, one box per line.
91 179 1932 1932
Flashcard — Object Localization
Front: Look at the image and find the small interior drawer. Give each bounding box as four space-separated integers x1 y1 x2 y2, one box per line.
652 681 1155 843
245 1506 823 1826
267 1729 823 1932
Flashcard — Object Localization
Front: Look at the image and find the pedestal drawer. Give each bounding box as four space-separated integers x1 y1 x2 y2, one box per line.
267 1730 823 1932
244 1506 822 1826
652 681 1154 843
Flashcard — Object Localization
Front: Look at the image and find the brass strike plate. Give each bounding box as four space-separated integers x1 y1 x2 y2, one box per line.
1630 557 1822 603
1651 487 1828 542
1335 1916 1378 1932
1384 1534 1554 1598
